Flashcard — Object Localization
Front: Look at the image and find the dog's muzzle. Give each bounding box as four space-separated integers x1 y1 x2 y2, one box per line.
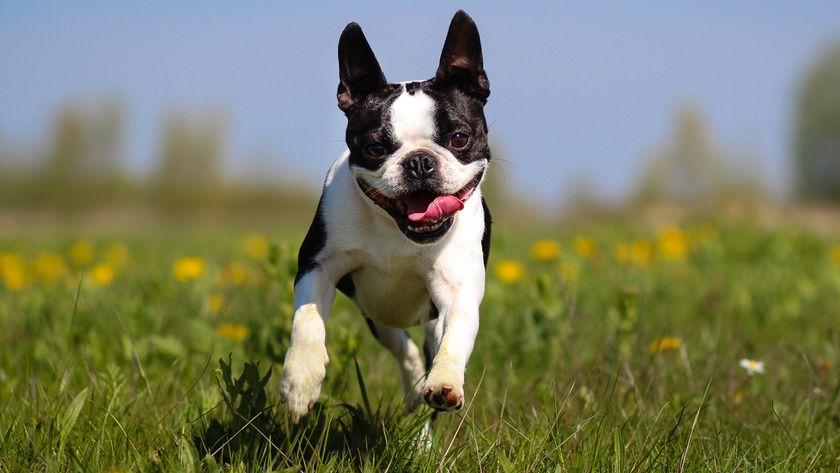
357 171 482 244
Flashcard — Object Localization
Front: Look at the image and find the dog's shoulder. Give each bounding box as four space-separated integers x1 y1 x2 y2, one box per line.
295 153 354 283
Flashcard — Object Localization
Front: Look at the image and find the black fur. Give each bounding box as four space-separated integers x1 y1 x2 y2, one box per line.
364 317 379 339
295 195 327 284
336 273 355 297
428 301 439 320
337 23 388 112
344 84 402 171
423 336 435 370
428 80 490 165
436 10 490 103
404 80 423 95
481 197 492 266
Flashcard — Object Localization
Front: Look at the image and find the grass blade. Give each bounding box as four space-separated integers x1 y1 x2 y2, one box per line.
353 356 371 418
59 387 90 455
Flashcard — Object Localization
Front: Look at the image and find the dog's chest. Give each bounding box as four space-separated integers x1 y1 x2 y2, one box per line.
347 259 432 329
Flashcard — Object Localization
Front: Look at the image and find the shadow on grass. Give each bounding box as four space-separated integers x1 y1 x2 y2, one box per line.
193 355 430 470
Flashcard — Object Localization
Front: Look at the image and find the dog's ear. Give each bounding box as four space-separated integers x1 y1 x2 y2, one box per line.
337 23 387 112
436 10 490 103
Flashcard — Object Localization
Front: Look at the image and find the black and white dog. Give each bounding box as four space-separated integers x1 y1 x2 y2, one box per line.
279 10 492 422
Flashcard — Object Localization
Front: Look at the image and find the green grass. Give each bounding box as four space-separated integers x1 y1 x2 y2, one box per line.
1 222 839 471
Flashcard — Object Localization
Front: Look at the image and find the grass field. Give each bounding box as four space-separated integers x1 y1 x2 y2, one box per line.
1 221 839 472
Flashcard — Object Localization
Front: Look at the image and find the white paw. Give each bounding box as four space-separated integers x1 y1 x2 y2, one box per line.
422 361 464 411
279 342 329 422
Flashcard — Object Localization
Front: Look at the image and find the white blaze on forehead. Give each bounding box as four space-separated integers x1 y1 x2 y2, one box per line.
389 86 436 143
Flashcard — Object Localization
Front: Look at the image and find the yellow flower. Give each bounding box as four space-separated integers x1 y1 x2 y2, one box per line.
494 260 525 284
172 257 205 281
650 336 682 353
243 233 269 260
208 293 224 313
558 260 581 282
105 243 129 266
217 262 248 287
216 322 248 342
572 236 597 258
616 241 652 266
531 240 561 262
33 251 68 287
0 252 26 291
613 243 631 264
657 226 689 261
829 245 840 267
89 263 115 286
69 241 94 265
630 240 653 266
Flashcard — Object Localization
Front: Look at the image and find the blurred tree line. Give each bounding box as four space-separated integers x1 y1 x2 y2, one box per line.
0 102 316 220
0 101 525 224
3 35 840 226
0 101 128 211
795 40 840 202
632 104 764 207
573 38 840 212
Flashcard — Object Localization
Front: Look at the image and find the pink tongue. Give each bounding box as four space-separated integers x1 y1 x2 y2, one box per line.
407 195 464 223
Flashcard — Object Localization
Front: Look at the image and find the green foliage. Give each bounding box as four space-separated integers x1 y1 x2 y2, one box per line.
196 355 276 462
0 223 839 471
58 387 90 456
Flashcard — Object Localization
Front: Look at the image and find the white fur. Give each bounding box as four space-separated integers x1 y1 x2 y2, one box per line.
279 86 488 420
390 86 437 143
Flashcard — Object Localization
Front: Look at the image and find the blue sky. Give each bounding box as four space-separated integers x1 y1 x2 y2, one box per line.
2 1 839 205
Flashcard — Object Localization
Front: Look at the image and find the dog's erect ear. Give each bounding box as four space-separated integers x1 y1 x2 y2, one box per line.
436 10 490 103
337 23 387 112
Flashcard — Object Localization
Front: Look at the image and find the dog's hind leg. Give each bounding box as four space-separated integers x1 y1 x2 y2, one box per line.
366 319 426 412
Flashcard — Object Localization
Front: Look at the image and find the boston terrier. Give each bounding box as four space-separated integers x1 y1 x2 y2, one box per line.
279 10 492 422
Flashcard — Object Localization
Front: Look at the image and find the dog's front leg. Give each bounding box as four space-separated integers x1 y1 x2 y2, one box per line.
279 268 336 422
422 278 482 412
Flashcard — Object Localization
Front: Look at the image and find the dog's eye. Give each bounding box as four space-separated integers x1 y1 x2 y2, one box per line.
366 142 387 158
450 132 470 149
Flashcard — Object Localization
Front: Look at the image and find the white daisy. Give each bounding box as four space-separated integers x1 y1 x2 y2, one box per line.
739 358 765 376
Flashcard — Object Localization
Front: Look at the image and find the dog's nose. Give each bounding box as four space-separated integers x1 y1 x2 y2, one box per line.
403 154 436 179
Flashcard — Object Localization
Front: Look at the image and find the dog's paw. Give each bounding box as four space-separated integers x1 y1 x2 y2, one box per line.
279 342 329 422
422 362 464 411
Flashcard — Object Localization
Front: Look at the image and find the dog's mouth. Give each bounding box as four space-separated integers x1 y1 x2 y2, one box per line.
357 173 482 244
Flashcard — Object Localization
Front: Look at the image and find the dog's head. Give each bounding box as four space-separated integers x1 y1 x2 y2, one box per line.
337 10 490 244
